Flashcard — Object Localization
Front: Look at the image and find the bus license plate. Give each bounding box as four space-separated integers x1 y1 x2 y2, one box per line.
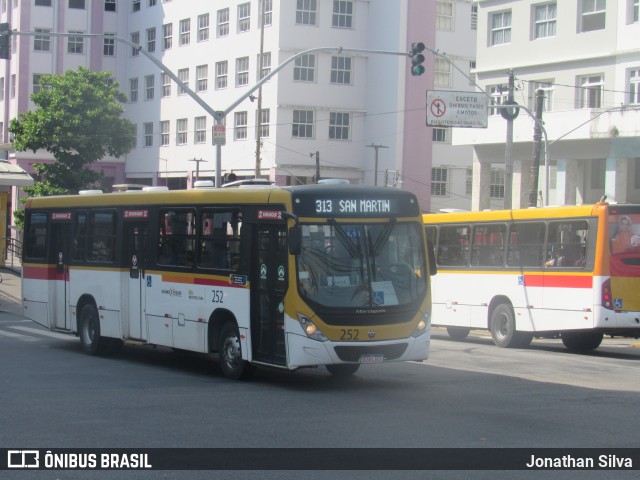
359 354 384 364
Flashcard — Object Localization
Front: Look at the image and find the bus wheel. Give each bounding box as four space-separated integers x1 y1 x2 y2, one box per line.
79 304 105 356
446 327 470 341
326 364 360 377
219 322 253 380
490 303 528 348
561 331 603 351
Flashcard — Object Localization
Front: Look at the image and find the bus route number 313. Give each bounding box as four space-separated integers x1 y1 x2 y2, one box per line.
316 200 333 213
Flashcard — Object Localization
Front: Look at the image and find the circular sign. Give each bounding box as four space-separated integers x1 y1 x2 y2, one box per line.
430 99 446 118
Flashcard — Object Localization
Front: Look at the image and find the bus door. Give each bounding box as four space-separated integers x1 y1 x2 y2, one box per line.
250 224 288 366
124 221 148 340
50 218 72 330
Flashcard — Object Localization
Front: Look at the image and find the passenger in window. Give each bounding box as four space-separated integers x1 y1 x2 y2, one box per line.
158 243 176 265
612 216 638 254
545 248 566 267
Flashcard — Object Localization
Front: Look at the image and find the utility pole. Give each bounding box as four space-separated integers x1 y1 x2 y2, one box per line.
503 70 515 209
528 89 545 207
366 143 389 186
189 158 206 186
311 151 320 182
255 0 266 179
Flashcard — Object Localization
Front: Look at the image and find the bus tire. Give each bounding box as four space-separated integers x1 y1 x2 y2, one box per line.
79 304 106 356
490 303 528 348
561 331 603 351
326 364 360 377
219 322 253 380
446 327 470 341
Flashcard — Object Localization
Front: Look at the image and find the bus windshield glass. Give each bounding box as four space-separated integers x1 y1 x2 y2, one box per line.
296 221 427 308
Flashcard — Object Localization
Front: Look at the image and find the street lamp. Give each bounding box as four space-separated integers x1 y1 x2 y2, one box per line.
188 158 207 187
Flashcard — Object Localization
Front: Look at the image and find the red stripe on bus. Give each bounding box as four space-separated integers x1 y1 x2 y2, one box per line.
524 275 592 288
23 265 61 281
161 275 246 288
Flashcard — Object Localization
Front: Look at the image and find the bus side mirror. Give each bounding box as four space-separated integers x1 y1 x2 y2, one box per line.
289 225 302 255
427 240 437 276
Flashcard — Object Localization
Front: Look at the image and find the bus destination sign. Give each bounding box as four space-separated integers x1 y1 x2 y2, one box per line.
292 191 419 218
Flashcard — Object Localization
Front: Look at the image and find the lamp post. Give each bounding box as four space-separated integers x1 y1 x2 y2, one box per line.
366 143 389 186
189 158 207 187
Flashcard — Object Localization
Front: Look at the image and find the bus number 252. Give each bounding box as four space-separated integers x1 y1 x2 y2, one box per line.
211 290 224 303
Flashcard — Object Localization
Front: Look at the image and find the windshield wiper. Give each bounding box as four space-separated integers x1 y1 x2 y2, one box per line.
370 219 397 257
327 219 361 258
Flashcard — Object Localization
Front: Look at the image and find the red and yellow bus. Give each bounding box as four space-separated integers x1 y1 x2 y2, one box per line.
21 184 433 379
423 202 640 350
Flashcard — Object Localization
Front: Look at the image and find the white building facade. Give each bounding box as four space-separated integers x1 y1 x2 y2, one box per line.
455 0 640 210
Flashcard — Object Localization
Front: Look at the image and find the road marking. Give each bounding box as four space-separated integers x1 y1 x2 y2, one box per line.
9 325 75 340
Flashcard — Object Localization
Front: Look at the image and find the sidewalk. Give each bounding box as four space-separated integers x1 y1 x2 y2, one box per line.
0 267 23 316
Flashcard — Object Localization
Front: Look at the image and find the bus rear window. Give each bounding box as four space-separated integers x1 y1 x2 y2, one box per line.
25 213 48 260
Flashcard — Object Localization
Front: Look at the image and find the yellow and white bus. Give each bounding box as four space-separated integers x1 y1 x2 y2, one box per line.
21 184 433 379
423 202 640 351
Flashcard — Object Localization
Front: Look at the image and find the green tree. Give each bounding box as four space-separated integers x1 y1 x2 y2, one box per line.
10 67 135 226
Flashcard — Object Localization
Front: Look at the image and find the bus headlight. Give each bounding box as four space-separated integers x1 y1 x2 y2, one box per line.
297 313 328 342
411 312 430 337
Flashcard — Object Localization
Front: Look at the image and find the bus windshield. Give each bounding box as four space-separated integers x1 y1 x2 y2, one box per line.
296 221 427 308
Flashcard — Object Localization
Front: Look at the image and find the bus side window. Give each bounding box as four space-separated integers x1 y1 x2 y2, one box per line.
507 222 545 267
437 225 469 267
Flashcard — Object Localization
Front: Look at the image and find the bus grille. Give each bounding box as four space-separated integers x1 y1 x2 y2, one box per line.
333 344 408 362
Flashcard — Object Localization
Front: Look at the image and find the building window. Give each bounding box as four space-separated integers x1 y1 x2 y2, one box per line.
471 4 478 29
431 168 448 196
534 2 557 39
633 0 639 23
332 1 353 28
198 13 210 42
162 23 172 50
216 61 228 89
194 116 207 144
131 124 137 148
179 18 190 46
10 74 15 99
103 33 115 56
634 158 640 189
196 65 208 92
67 31 84 54
145 74 154 100
35 0 52 5
432 128 448 143
176 118 188 145
149 0 157 6
469 60 477 85
296 0 317 25
257 108 270 138
234 111 248 140
261 0 273 26
257 52 271 80
33 74 43 94
466 168 473 195
133 0 140 12
104 0 116 11
294 54 315 82
129 78 138 102
292 109 314 138
69 0 85 8
236 57 249 86
437 1 454 31
434 58 452 87
131 32 140 56
161 73 171 97
144 122 153 147
577 74 603 108
330 56 352 84
580 0 606 32
34 28 51 52
217 8 229 37
490 170 505 198
160 120 170 146
178 68 189 95
0 77 4 101
629 68 640 104
591 158 606 189
238 3 251 32
490 10 511 46
488 85 508 115
146 27 156 52
329 112 350 140
530 80 554 112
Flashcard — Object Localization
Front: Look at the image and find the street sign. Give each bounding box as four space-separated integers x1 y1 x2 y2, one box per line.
212 125 226 145
426 90 488 128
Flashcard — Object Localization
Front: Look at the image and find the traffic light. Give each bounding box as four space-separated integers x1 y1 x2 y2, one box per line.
409 42 425 76
0 23 10 60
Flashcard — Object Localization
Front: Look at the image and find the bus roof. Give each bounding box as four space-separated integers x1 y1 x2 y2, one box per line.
423 203 614 224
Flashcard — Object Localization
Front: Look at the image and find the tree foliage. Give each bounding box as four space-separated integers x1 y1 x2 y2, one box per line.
9 67 135 227
10 67 135 192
